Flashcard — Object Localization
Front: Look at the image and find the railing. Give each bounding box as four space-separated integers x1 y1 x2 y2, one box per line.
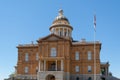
101 62 109 65
72 41 100 45
15 74 37 79
48 68 61 71
18 44 38 47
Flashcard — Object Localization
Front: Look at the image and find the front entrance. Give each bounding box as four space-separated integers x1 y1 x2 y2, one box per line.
46 74 55 80
101 77 106 80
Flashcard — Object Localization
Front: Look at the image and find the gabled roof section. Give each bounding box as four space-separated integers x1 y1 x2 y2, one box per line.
37 33 70 42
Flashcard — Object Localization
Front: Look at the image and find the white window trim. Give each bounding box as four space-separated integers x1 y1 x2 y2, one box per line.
75 51 79 60
36 67 38 72
51 48 56 57
25 66 29 73
88 51 92 60
88 66 92 72
75 66 79 72
25 53 29 61
36 53 39 61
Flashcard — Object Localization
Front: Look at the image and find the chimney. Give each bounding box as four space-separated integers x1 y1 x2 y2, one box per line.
81 38 86 43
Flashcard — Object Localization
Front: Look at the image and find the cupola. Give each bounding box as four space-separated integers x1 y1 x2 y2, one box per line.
49 9 73 39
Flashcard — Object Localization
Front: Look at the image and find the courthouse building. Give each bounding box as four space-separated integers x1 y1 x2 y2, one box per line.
14 9 109 80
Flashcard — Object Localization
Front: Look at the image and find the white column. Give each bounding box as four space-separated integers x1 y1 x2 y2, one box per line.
37 72 39 80
38 59 41 72
55 28 57 34
105 67 108 76
44 60 46 71
59 28 60 36
70 30 72 37
107 67 109 76
67 29 69 37
63 27 64 36
106 68 108 76
56 60 57 71
68 29 70 37
61 60 64 71
38 56 40 80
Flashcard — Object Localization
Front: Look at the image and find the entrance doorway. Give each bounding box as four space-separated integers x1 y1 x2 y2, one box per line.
101 77 106 80
46 74 55 80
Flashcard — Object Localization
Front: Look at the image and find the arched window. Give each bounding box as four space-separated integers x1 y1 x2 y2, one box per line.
25 53 29 61
76 77 79 80
51 48 56 57
75 51 79 60
25 66 29 73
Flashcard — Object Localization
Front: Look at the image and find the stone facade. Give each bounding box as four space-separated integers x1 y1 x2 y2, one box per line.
13 9 109 80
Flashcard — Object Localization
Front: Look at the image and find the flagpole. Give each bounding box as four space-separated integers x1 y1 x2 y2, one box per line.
94 15 96 80
94 28 96 80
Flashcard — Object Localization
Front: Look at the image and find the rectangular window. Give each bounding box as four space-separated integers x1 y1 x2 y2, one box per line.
88 66 92 72
25 66 29 73
75 66 79 72
25 53 29 61
65 32 67 36
36 53 39 61
36 67 38 73
60 31 62 36
51 48 56 57
75 51 79 60
88 51 92 60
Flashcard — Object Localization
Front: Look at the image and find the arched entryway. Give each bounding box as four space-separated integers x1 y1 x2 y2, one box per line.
101 77 106 80
76 77 79 80
88 77 92 80
46 74 55 80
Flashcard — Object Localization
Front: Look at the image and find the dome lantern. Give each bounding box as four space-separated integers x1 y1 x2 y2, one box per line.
49 9 73 39
59 9 63 16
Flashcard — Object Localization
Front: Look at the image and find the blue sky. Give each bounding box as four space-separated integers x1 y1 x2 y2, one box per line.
0 0 120 80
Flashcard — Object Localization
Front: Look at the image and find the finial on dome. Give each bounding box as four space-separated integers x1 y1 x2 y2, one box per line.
59 9 63 16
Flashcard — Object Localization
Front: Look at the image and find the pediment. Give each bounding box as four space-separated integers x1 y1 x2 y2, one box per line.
46 36 61 40
37 34 68 42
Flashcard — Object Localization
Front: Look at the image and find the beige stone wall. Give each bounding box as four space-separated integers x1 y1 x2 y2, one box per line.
16 38 101 78
70 44 101 74
17 46 38 75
